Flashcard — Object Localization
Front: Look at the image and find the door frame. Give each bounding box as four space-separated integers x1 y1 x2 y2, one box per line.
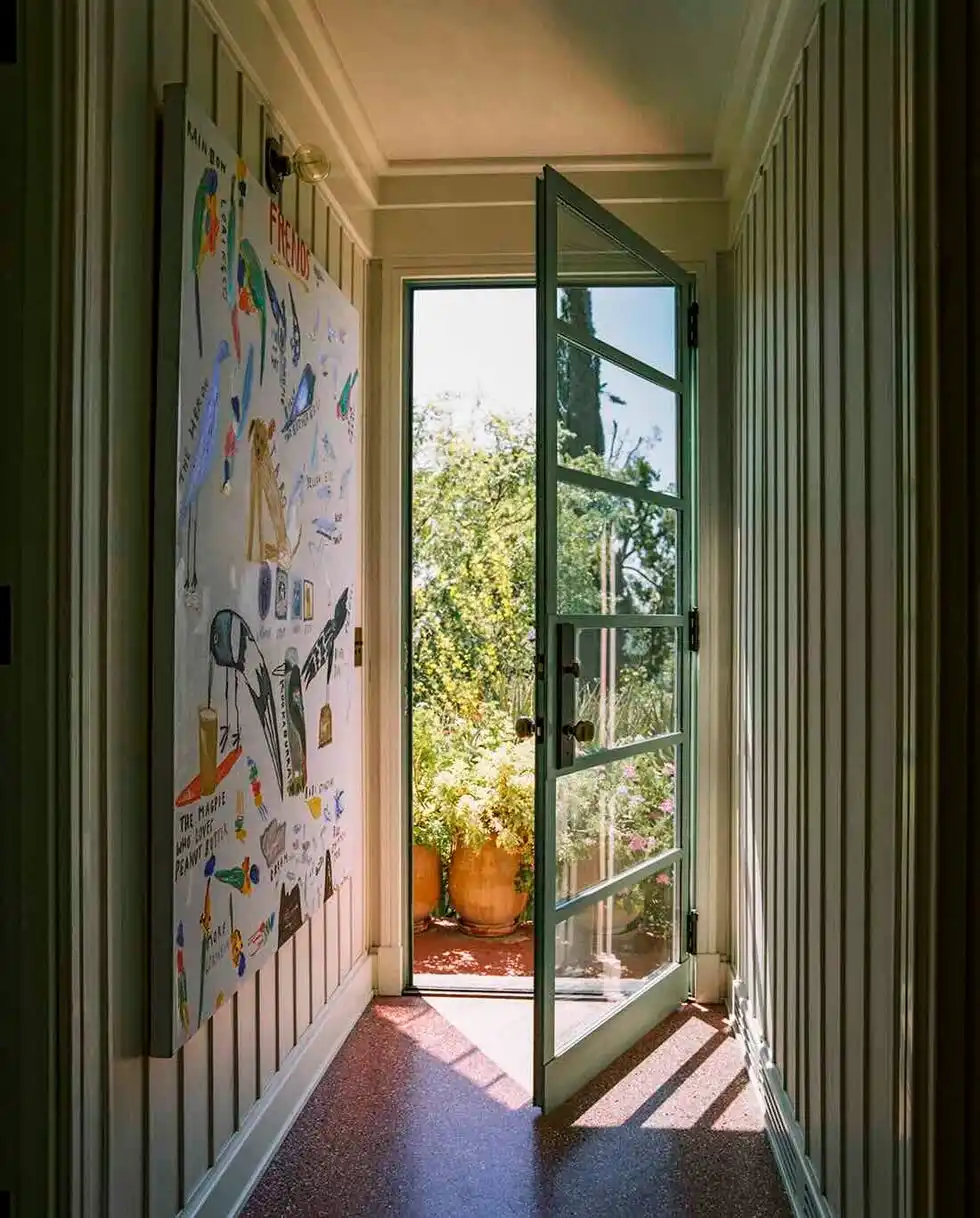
371 250 729 1011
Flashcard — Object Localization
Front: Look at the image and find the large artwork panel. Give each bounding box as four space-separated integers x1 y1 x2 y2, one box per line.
151 86 360 1054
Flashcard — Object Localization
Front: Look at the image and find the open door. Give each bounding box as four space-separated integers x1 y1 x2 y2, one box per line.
532 166 697 1111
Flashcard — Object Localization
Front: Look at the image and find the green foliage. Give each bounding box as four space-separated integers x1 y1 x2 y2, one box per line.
411 291 681 942
412 407 535 722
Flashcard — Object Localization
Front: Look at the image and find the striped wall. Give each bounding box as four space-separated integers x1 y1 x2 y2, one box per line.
731 2 914 1216
104 3 369 1215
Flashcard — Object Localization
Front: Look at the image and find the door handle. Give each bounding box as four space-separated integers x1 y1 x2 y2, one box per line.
562 719 595 744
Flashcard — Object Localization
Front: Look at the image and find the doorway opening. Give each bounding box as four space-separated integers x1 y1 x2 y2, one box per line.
406 258 688 1018
407 282 537 992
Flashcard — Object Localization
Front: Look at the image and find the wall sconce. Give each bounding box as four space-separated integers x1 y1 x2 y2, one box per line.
265 137 331 195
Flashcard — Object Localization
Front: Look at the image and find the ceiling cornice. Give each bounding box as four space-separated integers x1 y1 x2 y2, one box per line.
714 0 821 221
203 0 378 252
384 154 717 178
378 167 726 211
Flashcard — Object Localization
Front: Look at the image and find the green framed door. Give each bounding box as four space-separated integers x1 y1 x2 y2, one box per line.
532 166 698 1112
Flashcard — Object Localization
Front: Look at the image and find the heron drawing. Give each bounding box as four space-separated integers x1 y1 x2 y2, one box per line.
208 608 284 797
179 339 230 590
191 167 220 358
234 239 267 383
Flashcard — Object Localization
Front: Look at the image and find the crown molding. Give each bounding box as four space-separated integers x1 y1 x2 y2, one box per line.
204 0 379 252
281 0 388 177
384 153 717 177
378 167 726 211
713 0 821 223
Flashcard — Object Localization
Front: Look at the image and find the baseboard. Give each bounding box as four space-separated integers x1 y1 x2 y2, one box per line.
374 943 404 995
183 953 374 1218
730 978 833 1218
692 952 727 1003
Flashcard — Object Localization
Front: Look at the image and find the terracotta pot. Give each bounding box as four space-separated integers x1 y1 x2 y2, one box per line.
449 840 528 937
413 844 441 932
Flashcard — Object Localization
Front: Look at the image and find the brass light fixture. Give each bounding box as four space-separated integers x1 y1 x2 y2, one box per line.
265 136 331 194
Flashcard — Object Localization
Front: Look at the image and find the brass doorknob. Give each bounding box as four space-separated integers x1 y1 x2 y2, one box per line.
562 719 595 744
515 716 536 740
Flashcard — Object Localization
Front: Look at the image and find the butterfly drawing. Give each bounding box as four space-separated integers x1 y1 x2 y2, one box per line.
288 283 302 367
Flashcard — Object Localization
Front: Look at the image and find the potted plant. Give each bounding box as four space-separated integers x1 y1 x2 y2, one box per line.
435 729 535 938
411 708 454 932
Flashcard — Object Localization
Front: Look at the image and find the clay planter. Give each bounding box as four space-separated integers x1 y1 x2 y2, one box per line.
413 844 442 932
448 840 528 937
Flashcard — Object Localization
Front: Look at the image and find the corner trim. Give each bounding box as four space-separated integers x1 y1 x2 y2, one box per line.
183 954 373 1218
730 979 832 1218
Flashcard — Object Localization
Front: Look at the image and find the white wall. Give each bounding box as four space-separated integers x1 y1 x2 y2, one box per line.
730 2 917 1215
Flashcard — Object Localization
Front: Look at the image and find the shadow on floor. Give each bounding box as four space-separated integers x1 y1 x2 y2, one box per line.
241 998 791 1218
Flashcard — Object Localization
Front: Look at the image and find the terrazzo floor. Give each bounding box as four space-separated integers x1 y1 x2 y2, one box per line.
241 997 792 1218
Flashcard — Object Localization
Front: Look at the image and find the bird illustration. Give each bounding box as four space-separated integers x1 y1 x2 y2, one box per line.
336 369 358 420
288 283 302 367
302 588 350 687
312 515 341 542
275 647 308 797
285 364 316 428
222 342 255 493
336 369 358 442
265 270 287 360
179 340 230 590
234 239 267 383
208 609 284 797
191 168 220 357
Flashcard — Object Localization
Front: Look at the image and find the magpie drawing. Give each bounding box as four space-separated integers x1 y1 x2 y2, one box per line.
301 588 350 687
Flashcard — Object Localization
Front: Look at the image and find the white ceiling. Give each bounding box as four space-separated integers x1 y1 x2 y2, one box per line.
312 0 753 167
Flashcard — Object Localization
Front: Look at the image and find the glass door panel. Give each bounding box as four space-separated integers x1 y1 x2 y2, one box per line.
534 166 697 1112
556 483 678 616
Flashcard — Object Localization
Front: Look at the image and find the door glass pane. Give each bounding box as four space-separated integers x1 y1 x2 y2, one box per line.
554 866 677 1054
557 337 678 492
574 626 678 753
556 201 669 286
556 748 677 903
557 482 677 615
558 286 677 379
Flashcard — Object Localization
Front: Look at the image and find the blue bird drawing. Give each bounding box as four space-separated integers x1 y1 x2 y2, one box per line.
179 339 230 590
285 364 316 429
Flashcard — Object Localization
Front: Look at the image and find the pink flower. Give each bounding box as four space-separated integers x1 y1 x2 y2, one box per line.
659 797 674 814
628 834 646 853
623 764 637 780
664 761 676 777
655 872 670 885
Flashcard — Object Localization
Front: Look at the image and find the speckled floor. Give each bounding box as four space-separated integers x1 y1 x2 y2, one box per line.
241 997 792 1218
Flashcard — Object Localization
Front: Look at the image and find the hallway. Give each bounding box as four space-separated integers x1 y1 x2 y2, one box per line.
242 998 791 1217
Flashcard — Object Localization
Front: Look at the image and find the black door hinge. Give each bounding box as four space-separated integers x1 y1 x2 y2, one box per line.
354 626 363 668
686 908 699 956
688 606 700 653
687 300 699 349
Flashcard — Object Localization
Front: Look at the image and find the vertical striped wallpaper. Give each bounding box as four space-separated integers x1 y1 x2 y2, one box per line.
731 2 914 1217
105 3 368 1215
